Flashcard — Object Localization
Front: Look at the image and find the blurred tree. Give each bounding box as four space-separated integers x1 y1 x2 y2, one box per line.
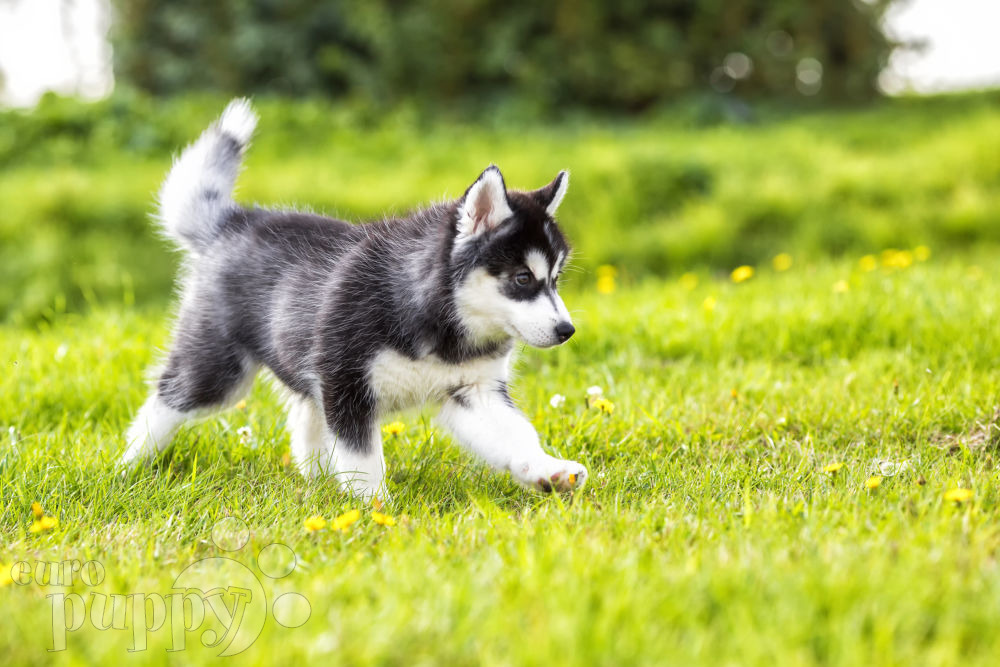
110 0 901 110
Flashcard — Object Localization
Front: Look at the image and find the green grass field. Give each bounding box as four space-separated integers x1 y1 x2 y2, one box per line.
4 92 1000 664
4 252 1000 665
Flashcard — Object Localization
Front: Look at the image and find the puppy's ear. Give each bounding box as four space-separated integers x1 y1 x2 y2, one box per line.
458 166 513 237
529 170 569 217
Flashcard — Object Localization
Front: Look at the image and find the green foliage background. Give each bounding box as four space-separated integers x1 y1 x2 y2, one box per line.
3 91 1000 324
110 0 898 109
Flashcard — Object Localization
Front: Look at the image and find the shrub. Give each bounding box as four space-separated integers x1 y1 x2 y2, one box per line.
110 0 900 111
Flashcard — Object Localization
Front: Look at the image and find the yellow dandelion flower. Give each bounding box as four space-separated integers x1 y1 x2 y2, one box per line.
31 502 43 519
304 515 327 532
591 397 615 414
0 565 12 588
730 265 754 283
859 255 878 272
596 264 618 279
943 488 973 503
372 512 396 526
772 253 792 272
596 275 617 294
865 476 882 489
281 451 291 467
680 272 699 290
567 473 577 485
881 249 913 269
382 421 406 437
822 462 845 474
832 280 850 293
234 399 247 410
331 509 362 532
914 245 930 261
702 295 717 312
29 515 58 533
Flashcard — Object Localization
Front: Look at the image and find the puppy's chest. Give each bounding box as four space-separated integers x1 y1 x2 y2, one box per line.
369 349 508 412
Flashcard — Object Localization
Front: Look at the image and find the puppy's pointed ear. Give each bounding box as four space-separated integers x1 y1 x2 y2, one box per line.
458 166 513 237
530 170 569 217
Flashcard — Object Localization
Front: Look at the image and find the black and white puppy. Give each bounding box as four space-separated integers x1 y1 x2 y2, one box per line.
123 99 587 499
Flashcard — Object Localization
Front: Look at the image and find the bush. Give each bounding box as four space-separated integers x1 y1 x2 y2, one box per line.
110 0 900 111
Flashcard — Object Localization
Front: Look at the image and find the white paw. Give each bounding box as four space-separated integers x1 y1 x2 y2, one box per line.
118 437 153 472
117 451 142 477
511 456 588 493
336 474 389 505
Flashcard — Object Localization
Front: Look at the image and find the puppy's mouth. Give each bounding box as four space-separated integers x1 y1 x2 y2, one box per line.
509 326 564 349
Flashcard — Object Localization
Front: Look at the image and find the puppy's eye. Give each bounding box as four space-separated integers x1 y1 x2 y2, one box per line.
513 271 533 286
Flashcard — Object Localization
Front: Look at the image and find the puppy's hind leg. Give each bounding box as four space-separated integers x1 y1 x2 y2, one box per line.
121 393 188 466
121 334 257 468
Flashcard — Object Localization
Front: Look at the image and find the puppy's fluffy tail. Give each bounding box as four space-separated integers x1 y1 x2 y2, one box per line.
157 98 257 254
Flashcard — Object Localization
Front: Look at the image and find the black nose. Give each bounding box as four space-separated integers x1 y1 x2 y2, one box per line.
554 321 575 342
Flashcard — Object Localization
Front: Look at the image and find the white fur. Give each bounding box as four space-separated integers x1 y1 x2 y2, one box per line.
121 360 257 469
121 395 187 465
157 98 257 254
327 434 387 502
525 249 549 282
369 347 586 492
287 392 388 501
512 291 572 346
456 166 513 239
454 268 573 348
437 383 587 492
545 171 569 216
217 98 258 145
370 349 510 411
287 392 330 478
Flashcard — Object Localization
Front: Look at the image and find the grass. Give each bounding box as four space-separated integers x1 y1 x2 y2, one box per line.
5 90 1000 663
5 91 1000 322
4 252 1000 665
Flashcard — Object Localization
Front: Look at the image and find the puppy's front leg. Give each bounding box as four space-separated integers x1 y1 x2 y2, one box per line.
438 385 587 493
321 383 388 503
326 431 387 503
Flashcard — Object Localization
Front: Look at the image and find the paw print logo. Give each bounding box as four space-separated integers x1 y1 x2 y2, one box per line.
170 517 310 656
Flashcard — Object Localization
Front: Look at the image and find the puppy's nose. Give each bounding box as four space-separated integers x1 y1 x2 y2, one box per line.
554 321 576 343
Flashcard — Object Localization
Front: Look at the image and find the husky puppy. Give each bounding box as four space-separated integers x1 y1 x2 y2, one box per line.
123 99 587 499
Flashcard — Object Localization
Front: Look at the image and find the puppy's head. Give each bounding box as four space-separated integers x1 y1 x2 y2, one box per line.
451 166 575 349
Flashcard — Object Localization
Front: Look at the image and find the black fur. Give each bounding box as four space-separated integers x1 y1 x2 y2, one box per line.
158 190 567 454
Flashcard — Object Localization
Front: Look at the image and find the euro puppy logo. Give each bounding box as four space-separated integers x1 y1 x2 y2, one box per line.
26 518 310 654
122 99 588 499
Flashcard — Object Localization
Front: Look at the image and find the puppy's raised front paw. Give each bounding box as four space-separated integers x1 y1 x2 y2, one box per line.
512 457 588 493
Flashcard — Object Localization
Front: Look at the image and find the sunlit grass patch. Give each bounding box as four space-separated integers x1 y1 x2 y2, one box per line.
2 254 1000 663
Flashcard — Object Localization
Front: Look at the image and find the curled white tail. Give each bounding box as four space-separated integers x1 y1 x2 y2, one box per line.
157 98 258 253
